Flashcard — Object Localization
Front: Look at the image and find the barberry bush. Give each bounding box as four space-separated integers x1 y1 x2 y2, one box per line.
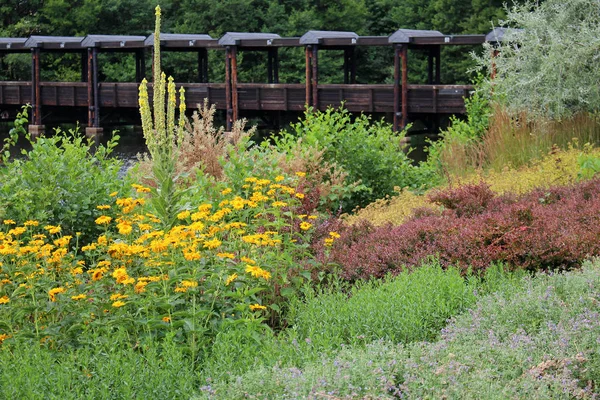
321 178 600 280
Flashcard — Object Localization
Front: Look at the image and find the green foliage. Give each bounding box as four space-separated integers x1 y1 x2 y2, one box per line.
0 127 125 245
288 262 477 346
0 333 199 399
276 106 435 212
577 152 600 180
477 0 600 119
207 260 600 399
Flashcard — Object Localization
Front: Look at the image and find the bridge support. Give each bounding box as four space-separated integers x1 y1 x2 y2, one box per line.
28 124 45 138
393 44 408 131
85 126 104 140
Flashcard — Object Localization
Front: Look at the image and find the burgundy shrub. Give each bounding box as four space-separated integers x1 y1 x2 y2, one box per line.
320 178 600 280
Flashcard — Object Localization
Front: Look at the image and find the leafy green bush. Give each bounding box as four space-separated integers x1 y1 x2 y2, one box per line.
275 106 435 212
0 129 127 245
287 262 477 346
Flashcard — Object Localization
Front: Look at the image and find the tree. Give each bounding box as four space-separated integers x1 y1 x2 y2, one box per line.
479 0 600 119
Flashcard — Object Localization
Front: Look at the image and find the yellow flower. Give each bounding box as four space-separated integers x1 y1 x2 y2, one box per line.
225 273 238 286
177 210 191 220
24 220 39 227
48 287 66 302
300 222 312 231
96 205 111 210
82 243 97 252
110 293 128 301
245 265 271 280
329 231 341 239
132 183 151 193
112 300 126 308
308 215 317 220
0 296 9 305
70 267 84 275
91 269 104 281
8 227 26 236
203 238 222 249
295 171 306 177
241 256 256 264
44 225 61 234
2 220 15 225
295 193 305 199
109 191 118 197
216 252 235 259
221 188 232 195
71 294 87 301
135 281 149 294
272 201 287 207
162 316 171 323
53 236 72 248
183 247 201 261
181 280 198 288
324 238 334 247
174 287 187 293
117 221 133 235
95 216 112 225
275 175 285 182
249 304 267 311
230 197 245 210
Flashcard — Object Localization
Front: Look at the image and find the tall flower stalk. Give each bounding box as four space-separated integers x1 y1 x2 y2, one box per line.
138 5 187 228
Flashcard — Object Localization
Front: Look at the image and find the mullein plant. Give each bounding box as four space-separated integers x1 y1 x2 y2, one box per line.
139 5 187 229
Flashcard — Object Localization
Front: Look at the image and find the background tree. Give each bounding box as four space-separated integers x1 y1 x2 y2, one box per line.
479 0 600 119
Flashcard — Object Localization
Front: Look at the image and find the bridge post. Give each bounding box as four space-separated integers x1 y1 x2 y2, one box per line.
305 45 312 107
225 46 232 130
135 49 146 83
311 45 318 109
28 47 44 137
393 45 400 132
85 47 103 139
401 44 408 129
231 45 238 124
198 48 208 83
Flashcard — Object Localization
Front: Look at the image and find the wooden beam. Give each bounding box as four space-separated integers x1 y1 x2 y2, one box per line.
344 48 349 84
273 48 279 83
81 52 88 83
225 46 232 130
427 48 434 84
401 45 408 129
92 47 100 127
305 46 312 107
135 49 145 83
393 45 400 132
231 45 238 123
350 47 356 84
435 46 441 84
267 48 273 83
198 48 208 83
311 45 318 109
31 48 42 125
87 49 94 126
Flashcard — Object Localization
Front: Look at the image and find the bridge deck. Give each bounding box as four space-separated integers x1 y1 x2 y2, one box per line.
0 81 471 115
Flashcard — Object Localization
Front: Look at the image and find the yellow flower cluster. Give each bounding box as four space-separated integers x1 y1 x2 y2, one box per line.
0 172 315 344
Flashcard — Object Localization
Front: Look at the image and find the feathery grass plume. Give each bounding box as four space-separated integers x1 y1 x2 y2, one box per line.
137 5 187 228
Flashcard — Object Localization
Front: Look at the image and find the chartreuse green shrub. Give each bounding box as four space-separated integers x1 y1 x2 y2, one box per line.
274 106 438 212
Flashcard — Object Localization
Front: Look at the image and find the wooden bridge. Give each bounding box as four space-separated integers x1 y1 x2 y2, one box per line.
0 29 501 137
